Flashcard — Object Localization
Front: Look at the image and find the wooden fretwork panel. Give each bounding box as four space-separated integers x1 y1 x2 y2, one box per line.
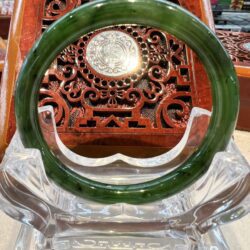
41 26 195 143
1 0 213 157
38 0 212 152
216 30 250 67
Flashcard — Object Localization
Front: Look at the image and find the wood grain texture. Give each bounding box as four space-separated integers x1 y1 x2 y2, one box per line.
0 0 25 159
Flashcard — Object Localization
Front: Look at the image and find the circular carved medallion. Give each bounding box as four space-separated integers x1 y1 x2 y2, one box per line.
86 30 140 78
242 42 250 52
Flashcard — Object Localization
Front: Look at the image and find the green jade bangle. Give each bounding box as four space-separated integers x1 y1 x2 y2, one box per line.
15 0 239 204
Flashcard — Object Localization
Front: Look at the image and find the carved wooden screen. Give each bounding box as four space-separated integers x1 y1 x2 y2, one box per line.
7 0 213 156
216 30 250 67
216 30 250 131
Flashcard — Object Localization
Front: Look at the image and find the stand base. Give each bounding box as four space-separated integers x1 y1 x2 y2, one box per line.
0 108 249 250
15 224 229 250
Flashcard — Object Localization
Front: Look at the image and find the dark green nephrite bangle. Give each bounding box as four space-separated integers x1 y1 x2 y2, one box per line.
15 0 239 204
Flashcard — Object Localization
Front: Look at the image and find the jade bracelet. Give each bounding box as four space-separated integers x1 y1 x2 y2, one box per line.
15 0 239 204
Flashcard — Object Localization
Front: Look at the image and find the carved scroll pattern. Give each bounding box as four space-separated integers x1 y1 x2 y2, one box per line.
42 1 191 31
40 0 195 134
216 30 250 66
42 0 87 31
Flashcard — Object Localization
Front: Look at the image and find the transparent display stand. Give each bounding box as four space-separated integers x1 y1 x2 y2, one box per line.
0 107 249 250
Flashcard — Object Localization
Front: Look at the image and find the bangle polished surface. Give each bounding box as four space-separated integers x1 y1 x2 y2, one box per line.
15 0 239 204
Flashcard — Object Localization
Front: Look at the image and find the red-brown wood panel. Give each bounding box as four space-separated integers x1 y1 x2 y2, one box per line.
1 0 214 158
216 30 250 131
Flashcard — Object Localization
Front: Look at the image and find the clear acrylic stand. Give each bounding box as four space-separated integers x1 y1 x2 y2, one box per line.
0 107 249 250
